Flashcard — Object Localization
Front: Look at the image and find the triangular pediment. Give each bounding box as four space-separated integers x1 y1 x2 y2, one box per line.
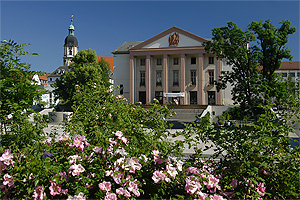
130 27 208 50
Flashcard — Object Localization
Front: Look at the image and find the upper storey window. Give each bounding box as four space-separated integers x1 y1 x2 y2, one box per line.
209 57 214 64
140 59 145 66
191 57 196 65
157 58 162 66
173 58 179 65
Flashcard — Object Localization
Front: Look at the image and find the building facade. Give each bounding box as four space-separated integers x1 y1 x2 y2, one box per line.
113 27 233 105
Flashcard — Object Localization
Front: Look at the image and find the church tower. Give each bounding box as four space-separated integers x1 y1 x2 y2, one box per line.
63 15 78 66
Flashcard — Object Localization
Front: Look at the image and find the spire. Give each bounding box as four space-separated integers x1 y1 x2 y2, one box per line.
68 15 75 36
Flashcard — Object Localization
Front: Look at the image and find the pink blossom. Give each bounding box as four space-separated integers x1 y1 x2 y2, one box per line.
59 172 67 181
108 113 112 119
185 176 201 195
116 95 123 99
152 170 166 183
186 167 200 175
204 175 220 190
73 137 84 150
68 155 82 164
151 150 161 156
49 180 62 196
59 135 69 142
166 164 178 178
124 157 142 173
104 192 117 200
132 189 140 197
121 137 128 145
68 164 85 176
0 149 14 166
93 146 102 153
112 172 122 184
116 188 131 197
109 138 117 145
99 181 112 192
0 161 6 173
263 170 269 176
210 194 226 200
173 99 179 105
256 182 266 196
196 191 209 200
46 138 51 145
113 131 123 138
127 180 138 192
3 174 14 187
32 186 46 200
67 192 86 200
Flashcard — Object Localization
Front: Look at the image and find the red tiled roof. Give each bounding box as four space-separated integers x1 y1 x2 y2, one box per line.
98 56 114 72
278 61 300 70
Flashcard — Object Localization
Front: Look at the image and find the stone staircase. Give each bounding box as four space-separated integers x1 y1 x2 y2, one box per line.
168 108 205 122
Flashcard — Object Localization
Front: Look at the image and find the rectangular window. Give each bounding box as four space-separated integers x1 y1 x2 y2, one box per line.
157 58 162 65
290 72 295 77
140 71 145 86
282 73 287 77
120 84 123 95
156 71 162 86
191 70 196 85
173 58 179 65
155 91 163 104
209 57 214 64
191 57 196 65
209 70 214 85
140 58 145 66
173 71 179 86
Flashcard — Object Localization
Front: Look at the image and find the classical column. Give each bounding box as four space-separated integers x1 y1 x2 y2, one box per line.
198 54 203 105
163 54 168 104
180 54 186 105
129 55 135 103
146 55 151 104
217 59 222 105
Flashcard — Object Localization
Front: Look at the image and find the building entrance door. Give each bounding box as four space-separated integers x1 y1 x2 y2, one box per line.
208 91 216 105
190 91 197 105
139 91 146 104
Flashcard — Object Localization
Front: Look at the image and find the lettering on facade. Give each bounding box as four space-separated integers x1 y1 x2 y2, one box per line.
169 33 179 46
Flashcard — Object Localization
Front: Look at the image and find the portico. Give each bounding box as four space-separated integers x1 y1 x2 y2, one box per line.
113 27 233 106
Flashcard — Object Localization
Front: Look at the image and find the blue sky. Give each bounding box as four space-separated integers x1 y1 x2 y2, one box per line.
1 1 299 73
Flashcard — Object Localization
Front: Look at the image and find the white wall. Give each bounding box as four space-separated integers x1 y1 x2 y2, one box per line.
113 54 131 100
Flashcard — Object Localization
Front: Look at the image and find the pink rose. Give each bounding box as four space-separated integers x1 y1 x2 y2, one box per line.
0 149 14 166
3 174 14 187
99 181 111 192
32 185 46 200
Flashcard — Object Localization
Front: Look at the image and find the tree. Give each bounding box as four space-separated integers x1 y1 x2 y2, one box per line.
53 48 111 111
0 40 45 131
204 20 296 117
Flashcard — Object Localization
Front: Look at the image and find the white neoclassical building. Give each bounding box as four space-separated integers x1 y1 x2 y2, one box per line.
113 26 233 106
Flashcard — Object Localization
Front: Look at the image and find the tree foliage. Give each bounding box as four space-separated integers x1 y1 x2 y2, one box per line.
204 20 296 117
0 40 46 133
53 49 111 111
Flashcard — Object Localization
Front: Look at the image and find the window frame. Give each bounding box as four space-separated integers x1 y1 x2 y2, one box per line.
157 58 162 66
173 70 179 86
191 57 196 65
173 57 179 65
209 57 214 64
191 70 196 86
140 58 146 66
208 70 214 85
156 71 162 86
140 71 145 86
